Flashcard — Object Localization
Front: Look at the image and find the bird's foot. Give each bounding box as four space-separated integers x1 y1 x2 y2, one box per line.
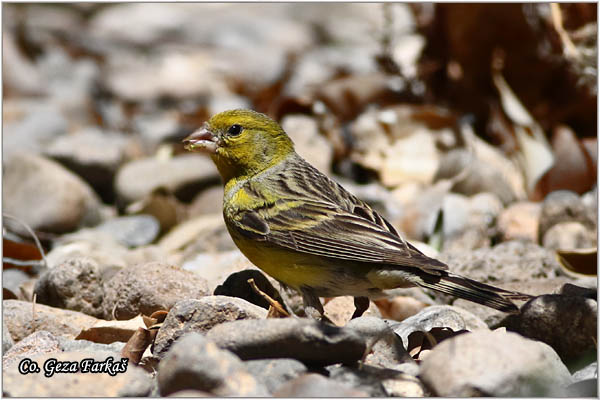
300 288 334 323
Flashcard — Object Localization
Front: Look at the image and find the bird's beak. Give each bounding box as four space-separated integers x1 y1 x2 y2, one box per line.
183 125 218 154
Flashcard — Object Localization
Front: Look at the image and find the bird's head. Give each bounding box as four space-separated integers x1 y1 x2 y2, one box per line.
183 109 294 182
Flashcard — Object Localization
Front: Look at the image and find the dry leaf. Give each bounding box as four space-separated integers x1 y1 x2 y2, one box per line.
3 288 18 300
410 105 457 130
556 247 597 277
76 314 147 344
121 327 156 365
143 309 169 329
493 70 554 195
493 70 536 126
581 138 597 169
514 125 555 196
142 315 157 329
314 73 405 122
534 125 597 197
459 124 527 203
407 327 469 361
3 237 43 271
350 105 446 187
150 309 169 323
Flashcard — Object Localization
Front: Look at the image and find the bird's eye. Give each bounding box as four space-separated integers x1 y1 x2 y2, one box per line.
227 124 243 136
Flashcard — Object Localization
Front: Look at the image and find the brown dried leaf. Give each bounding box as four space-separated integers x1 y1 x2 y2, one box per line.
556 247 598 276
143 309 169 331
428 327 468 343
3 288 18 300
487 101 518 154
3 237 43 271
534 126 597 198
493 70 554 196
407 327 470 361
121 327 155 365
142 315 157 329
581 138 597 170
76 314 147 344
314 73 405 122
409 105 458 130
407 331 425 358
149 309 169 324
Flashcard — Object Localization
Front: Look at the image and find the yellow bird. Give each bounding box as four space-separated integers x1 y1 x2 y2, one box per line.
184 109 529 319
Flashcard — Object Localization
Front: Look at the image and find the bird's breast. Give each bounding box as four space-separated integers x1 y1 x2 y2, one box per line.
224 220 328 288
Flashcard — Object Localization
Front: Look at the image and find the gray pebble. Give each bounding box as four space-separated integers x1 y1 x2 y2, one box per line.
419 330 572 396
34 257 105 318
244 358 308 394
503 294 597 362
157 332 268 396
153 296 267 357
3 153 101 234
102 261 210 320
538 190 596 241
205 318 366 366
273 373 368 397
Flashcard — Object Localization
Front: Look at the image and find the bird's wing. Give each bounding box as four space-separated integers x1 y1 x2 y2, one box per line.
233 197 447 273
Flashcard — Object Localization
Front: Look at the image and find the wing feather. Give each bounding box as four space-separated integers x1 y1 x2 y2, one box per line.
266 204 446 270
230 154 447 272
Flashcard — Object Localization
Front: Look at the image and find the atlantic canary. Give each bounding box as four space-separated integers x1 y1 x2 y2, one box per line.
183 109 530 318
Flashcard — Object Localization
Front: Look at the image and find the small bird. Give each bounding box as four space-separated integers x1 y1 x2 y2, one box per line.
183 109 530 319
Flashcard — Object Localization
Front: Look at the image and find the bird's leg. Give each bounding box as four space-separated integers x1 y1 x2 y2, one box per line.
300 288 325 320
351 296 370 319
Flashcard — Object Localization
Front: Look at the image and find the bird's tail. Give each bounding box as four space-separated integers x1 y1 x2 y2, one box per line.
412 270 532 313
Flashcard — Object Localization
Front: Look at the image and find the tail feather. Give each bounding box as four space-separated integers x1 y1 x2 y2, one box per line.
412 271 532 314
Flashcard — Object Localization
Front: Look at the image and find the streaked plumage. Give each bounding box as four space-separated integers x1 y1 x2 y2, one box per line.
184 109 530 317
